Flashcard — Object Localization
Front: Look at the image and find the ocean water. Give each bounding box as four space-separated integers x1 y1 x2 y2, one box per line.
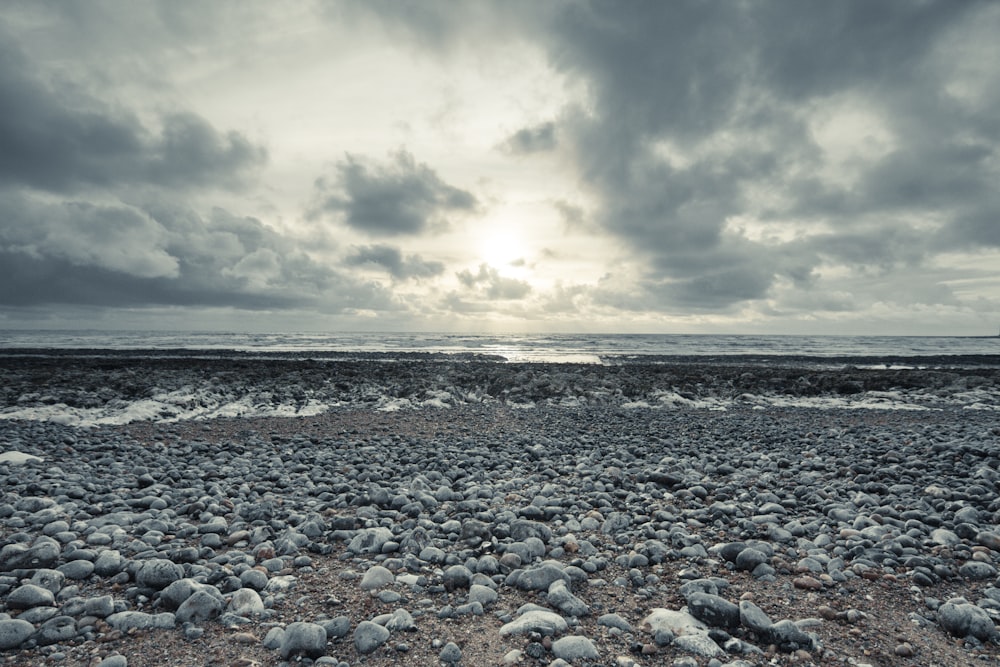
1 330 998 364
1 330 999 425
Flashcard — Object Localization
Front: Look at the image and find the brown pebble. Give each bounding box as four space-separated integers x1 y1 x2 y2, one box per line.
793 575 823 590
792 649 812 661
230 632 257 644
895 642 915 657
818 605 838 620
641 643 658 655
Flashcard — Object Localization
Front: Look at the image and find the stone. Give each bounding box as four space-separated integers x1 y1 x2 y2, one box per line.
348 527 394 555
58 559 95 580
686 592 739 629
641 609 707 637
7 584 55 610
938 602 998 642
442 564 473 591
36 615 76 646
228 588 265 616
598 613 633 633
547 579 590 617
322 616 351 639
136 558 183 590
768 620 816 651
468 583 498 607
0 619 35 650
176 589 224 625
512 563 566 591
499 609 568 637
360 565 394 591
280 621 328 659
439 641 463 664
734 547 769 572
354 620 390 654
552 635 600 662
674 632 724 657
738 600 773 634
96 656 128 667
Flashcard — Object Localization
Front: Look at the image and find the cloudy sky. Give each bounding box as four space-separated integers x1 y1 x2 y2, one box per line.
1 0 998 335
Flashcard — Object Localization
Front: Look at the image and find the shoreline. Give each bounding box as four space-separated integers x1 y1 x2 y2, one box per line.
2 402 1000 665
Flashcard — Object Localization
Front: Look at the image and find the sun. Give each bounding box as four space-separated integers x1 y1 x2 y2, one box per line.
479 231 526 269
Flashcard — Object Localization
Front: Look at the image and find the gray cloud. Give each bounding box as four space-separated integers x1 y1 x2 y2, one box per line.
311 150 478 236
536 0 995 310
503 122 557 155
456 264 531 300
0 36 266 194
0 193 399 313
344 244 445 280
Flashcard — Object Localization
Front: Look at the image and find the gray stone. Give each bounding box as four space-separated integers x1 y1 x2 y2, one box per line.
36 615 76 646
551 635 600 662
7 584 55 609
0 619 35 650
442 564 473 591
354 620 390 654
359 565 394 591
738 600 773 634
673 632 724 658
498 609 568 637
930 528 960 547
468 584 498 607
227 588 264 616
385 608 416 632
84 595 115 618
280 621 328 659
439 641 462 664
57 559 95 580
136 558 183 590
509 519 552 543
93 550 125 576
938 602 998 642
29 569 65 594
959 561 997 580
96 656 128 667
176 589 223 625
767 620 816 650
547 579 590 617
734 547 769 572
512 563 566 591
106 611 175 632
597 613 633 633
321 616 351 639
687 592 739 629
348 527 393 555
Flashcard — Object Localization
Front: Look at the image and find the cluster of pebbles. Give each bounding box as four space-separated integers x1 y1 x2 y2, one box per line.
1 356 1000 666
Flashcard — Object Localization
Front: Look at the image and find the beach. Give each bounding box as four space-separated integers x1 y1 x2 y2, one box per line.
2 354 1000 666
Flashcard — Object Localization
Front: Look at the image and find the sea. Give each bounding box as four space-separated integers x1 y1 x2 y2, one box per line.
1 330 998 365
1 330 999 425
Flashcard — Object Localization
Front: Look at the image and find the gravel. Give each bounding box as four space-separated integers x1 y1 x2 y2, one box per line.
1 355 1000 665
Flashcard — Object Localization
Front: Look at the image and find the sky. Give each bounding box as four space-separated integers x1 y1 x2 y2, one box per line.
1 0 998 335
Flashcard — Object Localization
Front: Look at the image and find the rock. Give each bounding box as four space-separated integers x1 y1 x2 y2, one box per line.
106 611 175 632
499 609 568 637
468 583 498 607
738 600 773 634
512 563 566 591
29 568 65 594
959 561 997 580
96 656 128 667
598 613 633 633
767 620 816 651
0 619 35 650
930 528 960 547
938 601 998 642
176 589 224 625
322 616 351 639
228 588 265 615
136 558 183 590
439 641 463 664
360 565 394 591
36 615 76 645
58 559 95 580
686 592 739 629
734 547 769 572
7 584 55 609
547 579 590 617
354 620 390 654
641 609 707 637
85 595 116 618
442 564 473 591
385 608 416 632
280 621 328 659
551 635 600 662
792 575 823 591
348 527 394 555
93 550 125 576
673 632 724 658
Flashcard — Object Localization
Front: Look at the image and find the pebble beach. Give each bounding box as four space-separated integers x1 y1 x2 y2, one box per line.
2 353 1000 666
